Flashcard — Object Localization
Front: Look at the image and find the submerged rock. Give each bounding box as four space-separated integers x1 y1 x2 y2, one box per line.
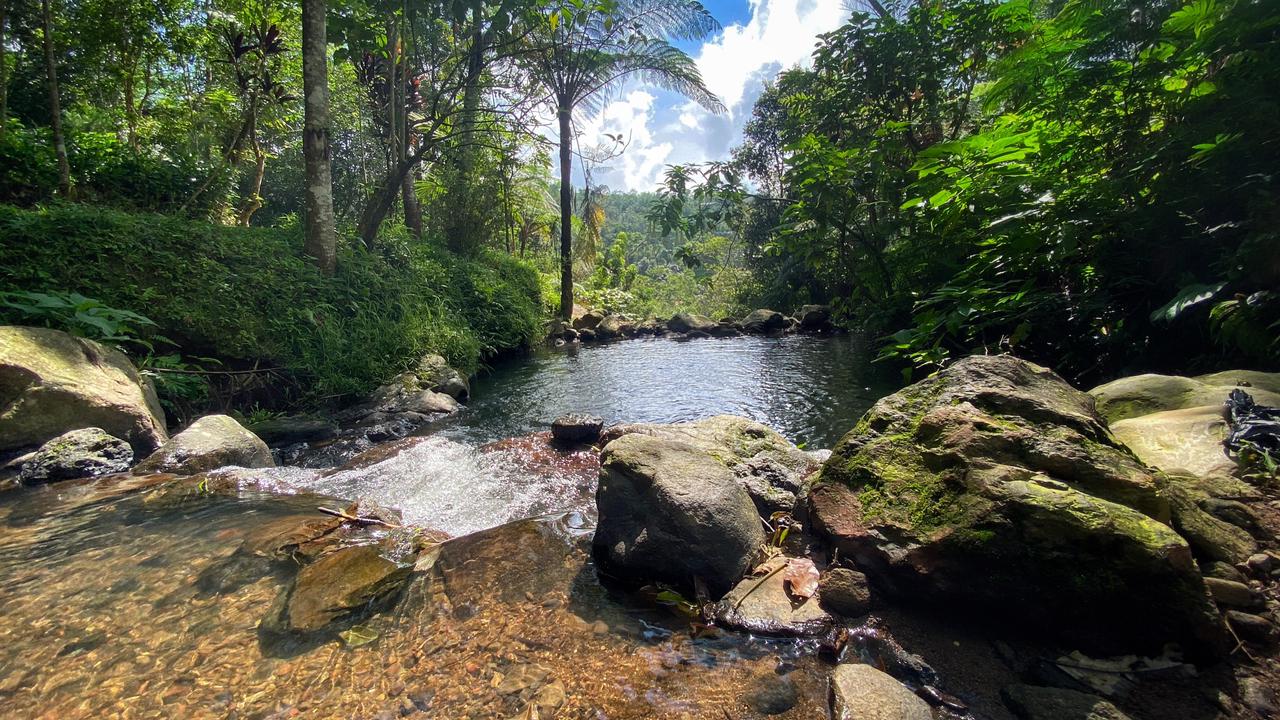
593 432 765 597
711 557 835 637
808 354 1223 655
0 326 168 454
264 543 413 634
829 663 932 720
135 414 273 475
551 414 604 444
247 416 338 446
1001 685 1132 720
19 427 133 483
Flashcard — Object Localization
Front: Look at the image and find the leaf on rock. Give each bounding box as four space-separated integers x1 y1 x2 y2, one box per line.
340 625 379 648
782 558 820 600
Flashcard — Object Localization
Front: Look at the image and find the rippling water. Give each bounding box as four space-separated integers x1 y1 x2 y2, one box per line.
440 334 896 449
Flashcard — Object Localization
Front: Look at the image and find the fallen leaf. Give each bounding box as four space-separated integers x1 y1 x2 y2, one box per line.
782 558 820 600
339 625 379 648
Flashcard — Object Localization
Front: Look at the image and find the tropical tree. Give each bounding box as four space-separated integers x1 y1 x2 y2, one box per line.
519 0 725 319
302 0 337 275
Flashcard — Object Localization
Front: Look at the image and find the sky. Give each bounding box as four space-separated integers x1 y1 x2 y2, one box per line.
568 0 851 193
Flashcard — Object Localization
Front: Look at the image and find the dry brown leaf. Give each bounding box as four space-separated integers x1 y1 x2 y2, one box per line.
782 557 820 599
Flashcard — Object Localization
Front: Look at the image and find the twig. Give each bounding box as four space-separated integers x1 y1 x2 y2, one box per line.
1224 618 1260 663
318 506 402 529
148 367 283 376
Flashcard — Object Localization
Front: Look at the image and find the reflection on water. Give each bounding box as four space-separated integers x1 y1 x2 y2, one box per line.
440 335 896 449
0 475 831 719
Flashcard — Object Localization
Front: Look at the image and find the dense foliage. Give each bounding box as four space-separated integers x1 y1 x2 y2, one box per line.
0 204 541 414
657 0 1279 383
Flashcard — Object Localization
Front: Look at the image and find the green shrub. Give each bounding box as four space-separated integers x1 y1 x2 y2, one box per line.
0 203 542 406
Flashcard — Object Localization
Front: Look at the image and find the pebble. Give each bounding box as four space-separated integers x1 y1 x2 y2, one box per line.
1227 611 1277 644
1248 554 1274 575
1205 577 1264 609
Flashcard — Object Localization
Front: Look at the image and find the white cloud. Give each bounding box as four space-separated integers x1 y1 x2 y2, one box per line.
569 0 849 192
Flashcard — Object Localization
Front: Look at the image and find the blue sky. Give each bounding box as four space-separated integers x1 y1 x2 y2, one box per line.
569 0 851 192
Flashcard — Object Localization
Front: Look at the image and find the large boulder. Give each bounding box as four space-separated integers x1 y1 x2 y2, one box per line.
829 664 932 720
0 326 167 454
1089 370 1280 423
594 315 630 340
263 543 413 634
593 432 766 597
667 312 718 334
808 355 1224 655
602 415 819 516
572 309 605 331
797 305 833 331
711 556 835 637
18 427 133 483
134 414 273 475
740 309 787 334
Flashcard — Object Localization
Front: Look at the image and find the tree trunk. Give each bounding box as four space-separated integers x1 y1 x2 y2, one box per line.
445 0 485 253
237 140 265 226
302 0 337 275
358 157 414 249
1 0 9 140
557 102 573 320
399 41 422 237
41 0 71 198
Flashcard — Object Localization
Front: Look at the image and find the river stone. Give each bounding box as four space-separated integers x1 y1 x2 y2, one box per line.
247 416 338 446
809 354 1224 655
829 663 932 720
740 309 787 334
594 432 766 597
798 305 833 331
819 567 871 617
18 427 133 483
367 363 466 414
711 557 835 637
551 414 604 444
667 312 718 334
1001 684 1132 720
0 326 167 454
1089 370 1280 424
594 315 629 340
710 323 743 337
1204 577 1263 609
602 415 818 517
573 309 605 330
745 672 799 715
134 414 274 475
267 543 413 633
1110 405 1238 483
1226 611 1276 644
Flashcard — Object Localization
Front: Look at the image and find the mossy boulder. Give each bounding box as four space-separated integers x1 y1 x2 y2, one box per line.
18 427 133 483
1089 370 1280 424
740 309 787 334
809 355 1224 655
667 312 718 334
134 414 273 475
0 326 167 454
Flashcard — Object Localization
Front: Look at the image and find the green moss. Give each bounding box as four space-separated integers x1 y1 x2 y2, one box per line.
835 433 964 531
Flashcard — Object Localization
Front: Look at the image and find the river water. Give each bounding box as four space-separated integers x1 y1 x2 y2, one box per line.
0 335 923 720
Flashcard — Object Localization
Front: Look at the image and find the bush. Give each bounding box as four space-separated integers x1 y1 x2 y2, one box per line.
0 204 543 406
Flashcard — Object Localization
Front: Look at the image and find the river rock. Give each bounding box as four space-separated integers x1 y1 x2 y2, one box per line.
551 414 604 444
1001 684 1132 720
135 414 274 475
740 309 787 334
573 309 605 330
667 312 718 334
247 416 338 446
1226 611 1276 644
798 305 833 331
808 354 1224 655
593 432 766 597
594 315 628 340
1204 577 1263 609
17 427 133 483
602 415 818 517
711 557 835 637
264 543 413 633
0 326 167 454
710 323 743 337
829 663 932 720
819 567 871 617
1090 370 1280 423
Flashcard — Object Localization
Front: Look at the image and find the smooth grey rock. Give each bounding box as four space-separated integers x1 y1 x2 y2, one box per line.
135 414 273 475
712 557 834 637
740 309 787 334
1204 577 1264 609
830 663 932 720
667 312 718 334
819 567 870 617
1001 684 1132 720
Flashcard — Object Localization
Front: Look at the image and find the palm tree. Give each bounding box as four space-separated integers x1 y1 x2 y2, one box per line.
522 0 725 319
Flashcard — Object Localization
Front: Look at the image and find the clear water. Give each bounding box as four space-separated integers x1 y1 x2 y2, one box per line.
439 334 896 449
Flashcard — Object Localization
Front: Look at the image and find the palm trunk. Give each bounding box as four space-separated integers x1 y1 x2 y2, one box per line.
557 102 573 320
302 0 337 275
41 0 71 198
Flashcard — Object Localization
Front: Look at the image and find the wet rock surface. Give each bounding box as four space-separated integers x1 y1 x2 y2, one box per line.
0 325 168 454
1001 685 1133 720
711 557 835 637
18 427 133 483
134 414 274 475
263 542 414 634
819 567 871 617
809 354 1223 654
550 414 604 444
829 663 933 720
